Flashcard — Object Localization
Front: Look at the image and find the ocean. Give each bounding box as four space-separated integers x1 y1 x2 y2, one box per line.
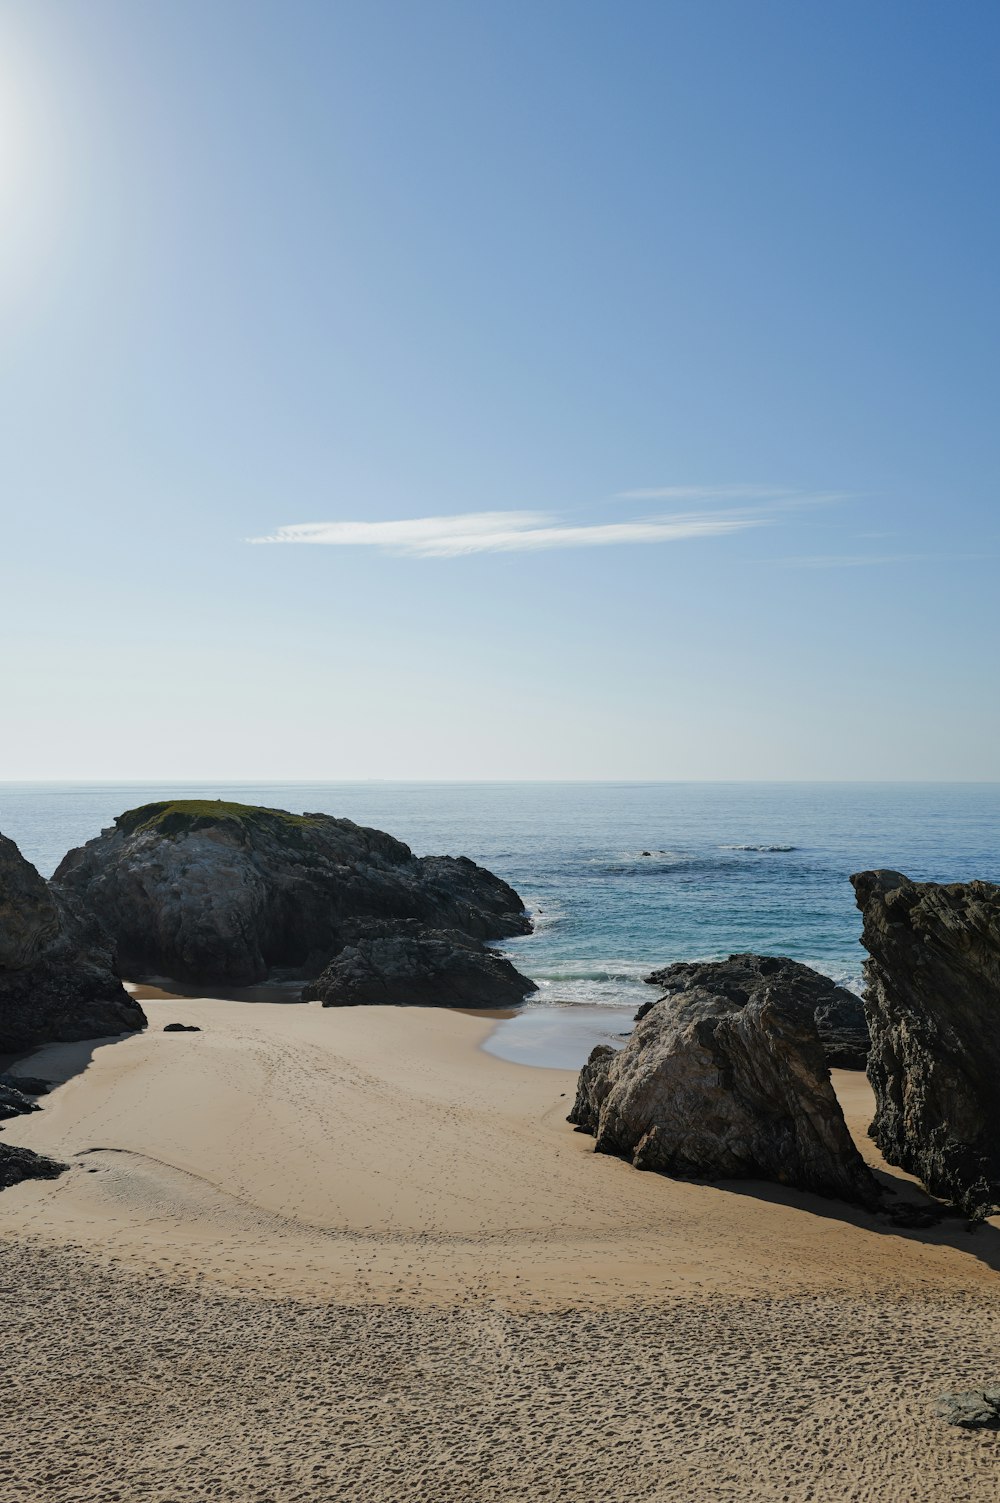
3 780 998 1020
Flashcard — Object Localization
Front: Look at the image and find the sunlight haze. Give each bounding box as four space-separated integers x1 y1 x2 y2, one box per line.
1 0 997 780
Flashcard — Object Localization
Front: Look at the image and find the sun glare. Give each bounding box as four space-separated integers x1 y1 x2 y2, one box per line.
0 22 63 303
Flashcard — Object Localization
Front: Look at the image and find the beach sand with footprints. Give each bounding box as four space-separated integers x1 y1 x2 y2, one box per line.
3 998 1000 1501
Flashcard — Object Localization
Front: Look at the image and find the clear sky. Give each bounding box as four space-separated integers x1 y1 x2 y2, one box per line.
1 0 997 780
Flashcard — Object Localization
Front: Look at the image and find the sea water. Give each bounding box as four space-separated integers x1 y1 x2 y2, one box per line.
2 781 998 1064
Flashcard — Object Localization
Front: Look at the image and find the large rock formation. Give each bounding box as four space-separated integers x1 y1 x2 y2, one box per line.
569 986 879 1208
54 801 534 1005
641 954 869 1069
302 919 536 1008
0 832 146 1053
852 869 1000 1216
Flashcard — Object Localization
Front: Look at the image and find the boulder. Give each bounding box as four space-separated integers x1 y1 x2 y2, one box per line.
641 954 869 1069
54 801 532 989
302 919 536 1008
0 832 146 1054
935 1391 1000 1429
568 987 879 1208
163 1023 201 1033
852 869 1000 1216
0 1142 67 1191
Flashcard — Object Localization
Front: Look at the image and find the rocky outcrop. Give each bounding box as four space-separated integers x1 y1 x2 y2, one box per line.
0 1078 40 1122
54 802 533 1005
569 987 879 1208
0 832 146 1053
302 919 536 1008
641 954 869 1069
852 869 1000 1216
0 1075 52 1096
0 1142 67 1191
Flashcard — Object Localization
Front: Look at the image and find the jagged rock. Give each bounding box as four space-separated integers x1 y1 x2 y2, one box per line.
0 832 146 1053
54 801 532 989
935 1390 1000 1429
301 919 536 1008
569 1044 617 1133
0 1079 40 1121
640 954 869 1069
568 987 879 1208
0 1142 67 1191
852 869 1000 1216
163 1023 201 1032
0 1074 52 1096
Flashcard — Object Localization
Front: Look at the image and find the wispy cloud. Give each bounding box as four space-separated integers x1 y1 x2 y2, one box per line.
248 509 770 557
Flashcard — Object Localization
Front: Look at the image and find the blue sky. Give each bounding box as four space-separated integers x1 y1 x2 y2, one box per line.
1 0 997 779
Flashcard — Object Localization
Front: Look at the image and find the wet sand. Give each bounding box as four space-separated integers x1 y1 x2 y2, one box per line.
2 998 999 1500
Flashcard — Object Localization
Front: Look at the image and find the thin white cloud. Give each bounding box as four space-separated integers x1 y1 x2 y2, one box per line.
248 509 769 557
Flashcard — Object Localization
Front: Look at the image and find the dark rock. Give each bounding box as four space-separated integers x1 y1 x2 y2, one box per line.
0 1074 53 1096
302 919 536 1009
852 869 1000 1216
935 1390 1000 1429
0 831 146 1053
568 987 879 1208
0 1142 67 1191
163 1023 201 1032
54 801 532 989
641 954 869 1069
0 1079 40 1121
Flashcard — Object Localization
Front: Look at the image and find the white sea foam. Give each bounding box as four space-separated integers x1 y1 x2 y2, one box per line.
719 844 798 853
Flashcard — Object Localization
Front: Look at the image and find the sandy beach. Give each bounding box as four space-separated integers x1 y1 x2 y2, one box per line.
3 998 1000 1501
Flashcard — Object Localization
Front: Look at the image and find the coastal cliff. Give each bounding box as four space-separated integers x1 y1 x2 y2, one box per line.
54 800 535 1003
0 831 146 1053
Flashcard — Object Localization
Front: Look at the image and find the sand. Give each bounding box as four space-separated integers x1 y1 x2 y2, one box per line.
2 998 1000 1501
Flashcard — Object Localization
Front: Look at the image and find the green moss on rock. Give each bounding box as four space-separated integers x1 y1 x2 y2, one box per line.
115 800 324 841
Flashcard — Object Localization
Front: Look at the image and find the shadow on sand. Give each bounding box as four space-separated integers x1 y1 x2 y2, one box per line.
126 979 306 1005
708 1162 1000 1275
0 1030 141 1092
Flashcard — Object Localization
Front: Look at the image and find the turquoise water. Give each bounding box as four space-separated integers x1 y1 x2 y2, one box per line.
2 782 998 1024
